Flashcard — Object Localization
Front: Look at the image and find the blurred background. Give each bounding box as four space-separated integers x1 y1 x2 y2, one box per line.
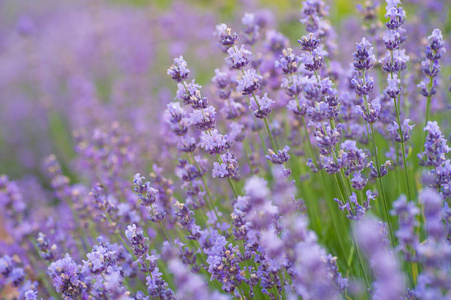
0 0 449 179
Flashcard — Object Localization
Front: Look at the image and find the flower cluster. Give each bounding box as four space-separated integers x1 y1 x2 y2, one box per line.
1 0 450 299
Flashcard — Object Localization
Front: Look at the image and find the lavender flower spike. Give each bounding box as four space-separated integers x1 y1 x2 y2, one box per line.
167 56 190 82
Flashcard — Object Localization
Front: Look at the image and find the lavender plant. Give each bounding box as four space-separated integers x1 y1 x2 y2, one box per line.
0 0 450 299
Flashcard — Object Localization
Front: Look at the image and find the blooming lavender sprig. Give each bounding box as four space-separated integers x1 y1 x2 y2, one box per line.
351 37 390 182
36 232 57 261
249 93 274 119
275 48 301 74
125 224 149 256
168 57 239 204
414 188 451 298
213 152 239 179
323 254 348 293
174 201 203 240
167 56 190 82
215 23 239 50
237 69 262 95
216 24 292 178
391 195 419 262
206 236 244 294
418 121 451 192
0 255 25 288
226 45 252 69
419 29 446 128
300 0 337 56
241 13 260 45
133 173 167 222
379 0 412 202
48 254 88 298
356 217 405 300
334 190 376 221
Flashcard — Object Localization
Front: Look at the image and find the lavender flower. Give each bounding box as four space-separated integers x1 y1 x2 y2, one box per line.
275 48 301 74
356 217 405 300
387 119 414 142
266 145 291 165
353 37 376 71
391 195 419 261
125 224 149 256
298 33 320 51
385 74 401 98
167 56 190 82
237 69 262 95
301 48 326 72
200 129 232 155
213 153 239 179
48 254 87 298
0 255 25 288
215 23 239 47
241 13 260 45
334 191 375 221
36 232 57 261
249 93 275 119
24 290 39 300
188 105 216 130
418 121 450 167
226 45 252 69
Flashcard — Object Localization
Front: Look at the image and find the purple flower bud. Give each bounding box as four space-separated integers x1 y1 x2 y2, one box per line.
428 29 446 51
212 68 230 89
287 98 307 116
212 152 239 179
351 75 374 95
48 254 87 298
237 69 262 95
383 29 402 50
176 80 201 105
387 119 414 142
177 136 196 153
301 48 326 72
356 217 405 300
200 129 232 155
297 33 320 51
167 56 190 82
385 6 406 30
215 23 239 47
275 48 301 74
385 74 401 98
354 98 381 124
421 59 441 77
368 161 391 178
226 45 252 69
281 74 306 97
351 171 368 190
24 290 38 300
188 106 216 131
353 37 376 70
249 93 275 119
266 145 291 165
379 49 409 72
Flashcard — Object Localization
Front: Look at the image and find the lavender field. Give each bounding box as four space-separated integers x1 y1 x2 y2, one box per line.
0 0 450 299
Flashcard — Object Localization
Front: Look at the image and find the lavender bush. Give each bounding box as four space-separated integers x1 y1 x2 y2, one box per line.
0 0 450 299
